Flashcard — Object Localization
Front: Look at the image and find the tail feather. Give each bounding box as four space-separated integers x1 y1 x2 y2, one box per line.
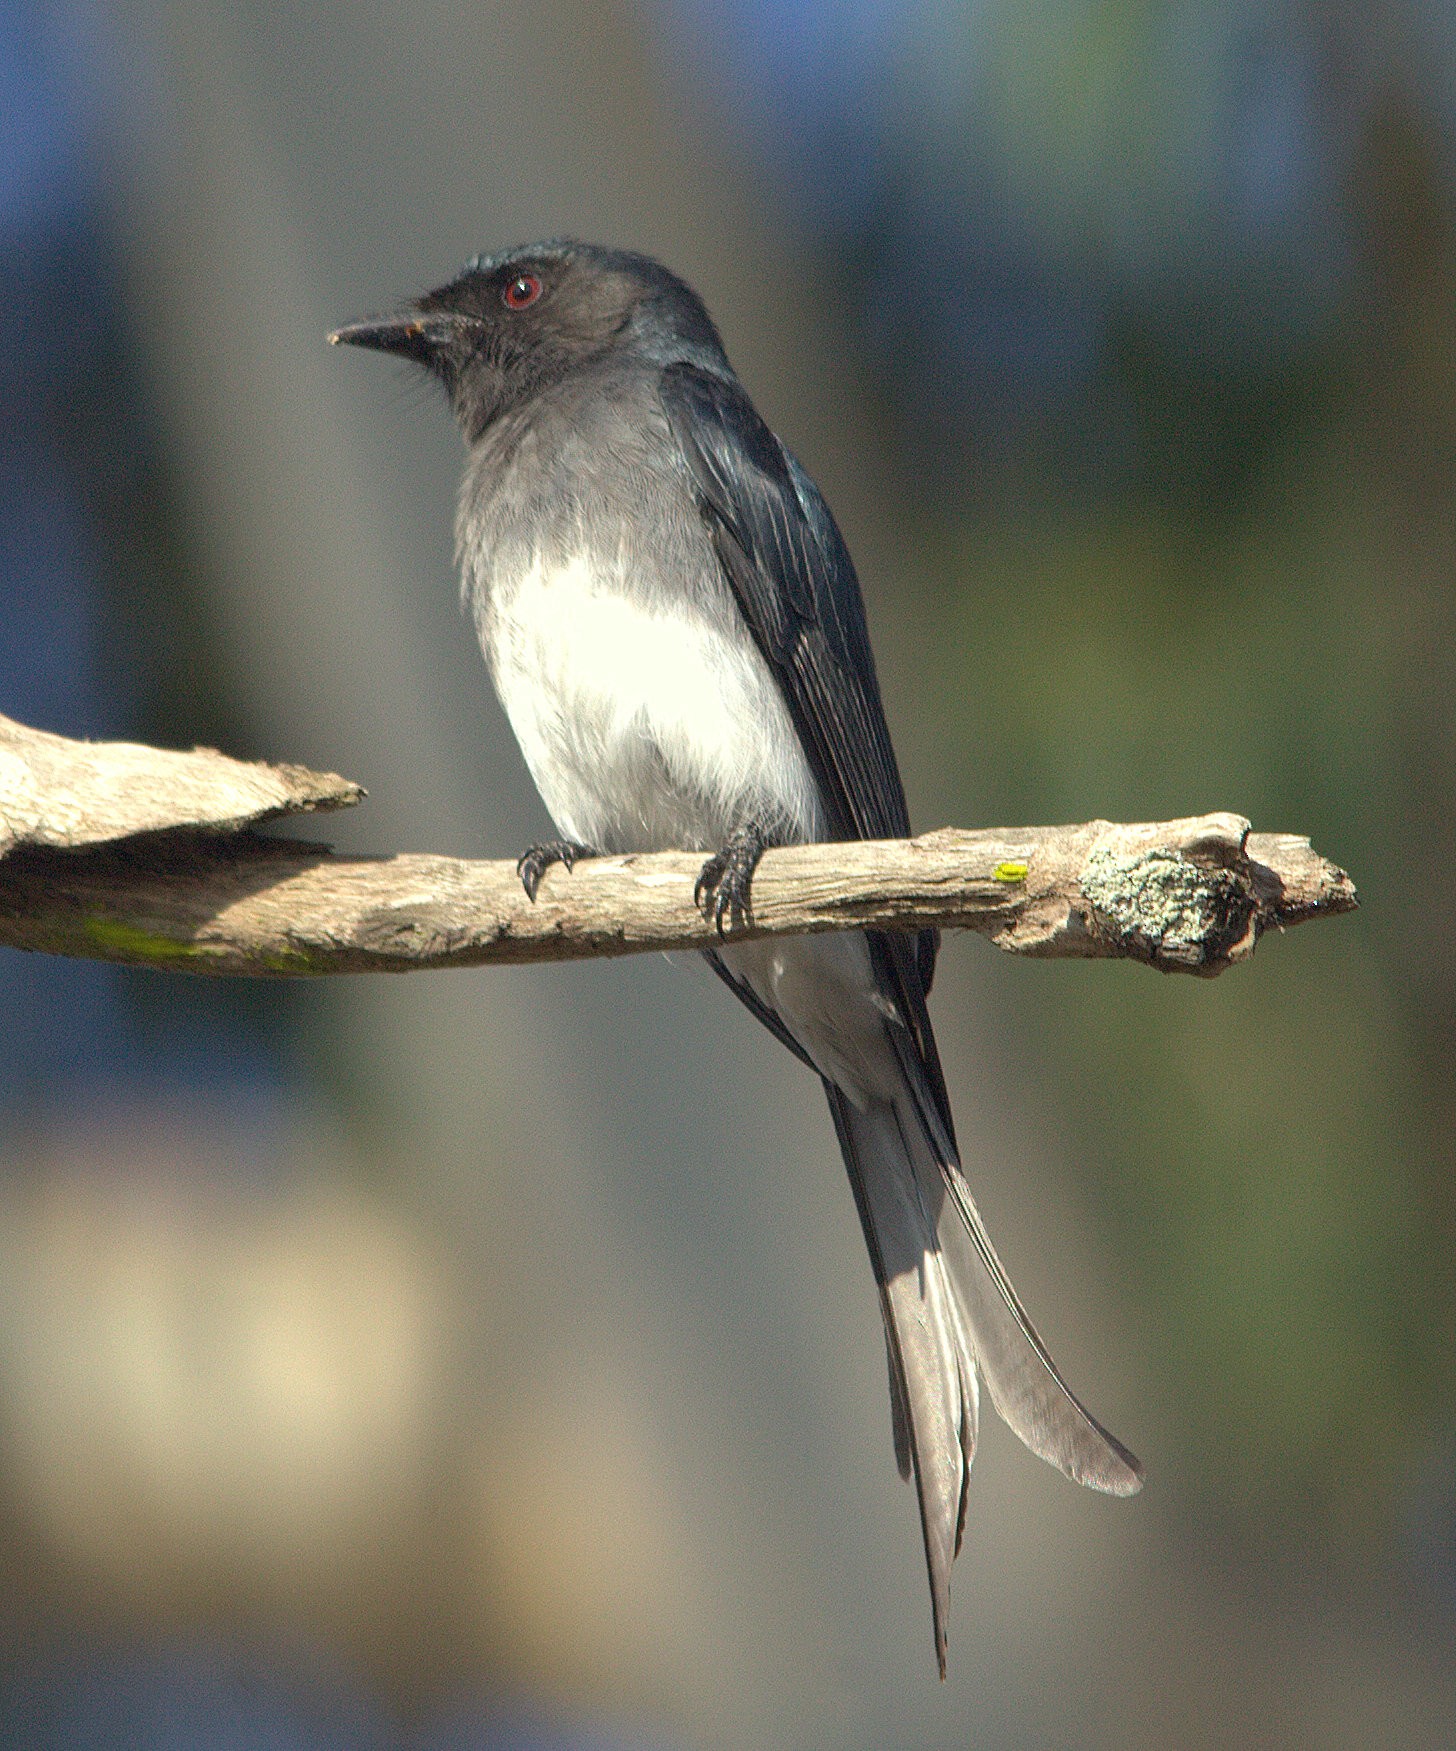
716 929 1139 1674
829 1087 979 1678
885 1023 1144 1497
883 1326 913 1483
828 1050 1141 1675
934 1157 1143 1494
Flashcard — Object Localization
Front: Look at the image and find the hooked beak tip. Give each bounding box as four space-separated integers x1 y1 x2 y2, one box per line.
328 314 432 356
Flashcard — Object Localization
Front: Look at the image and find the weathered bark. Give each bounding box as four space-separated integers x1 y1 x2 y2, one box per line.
0 714 1356 980
0 712 361 854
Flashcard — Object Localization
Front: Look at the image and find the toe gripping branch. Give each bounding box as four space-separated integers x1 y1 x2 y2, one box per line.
516 839 593 902
694 821 769 937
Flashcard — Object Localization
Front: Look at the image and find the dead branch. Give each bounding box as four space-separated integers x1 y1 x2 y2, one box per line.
0 713 1356 980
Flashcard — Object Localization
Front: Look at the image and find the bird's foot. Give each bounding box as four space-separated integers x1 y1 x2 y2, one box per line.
694 822 769 937
516 839 593 902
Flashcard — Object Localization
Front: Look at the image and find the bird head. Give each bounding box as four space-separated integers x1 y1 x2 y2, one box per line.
330 239 725 439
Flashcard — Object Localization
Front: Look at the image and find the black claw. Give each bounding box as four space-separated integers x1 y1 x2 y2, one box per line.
516 839 591 902
693 853 723 913
695 823 768 937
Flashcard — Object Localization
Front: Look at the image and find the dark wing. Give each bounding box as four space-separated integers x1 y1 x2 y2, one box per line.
659 360 941 1002
660 360 908 845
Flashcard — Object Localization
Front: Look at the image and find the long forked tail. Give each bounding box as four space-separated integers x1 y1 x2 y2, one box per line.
826 1068 1142 1676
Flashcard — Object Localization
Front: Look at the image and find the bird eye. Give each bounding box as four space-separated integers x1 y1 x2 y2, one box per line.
502 273 542 310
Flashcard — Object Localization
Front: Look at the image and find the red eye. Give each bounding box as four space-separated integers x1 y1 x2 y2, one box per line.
503 273 542 309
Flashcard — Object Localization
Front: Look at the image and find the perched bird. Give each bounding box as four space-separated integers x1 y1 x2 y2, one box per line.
332 241 1141 1673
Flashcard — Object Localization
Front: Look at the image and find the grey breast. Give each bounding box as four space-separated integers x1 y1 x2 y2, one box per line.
454 365 822 856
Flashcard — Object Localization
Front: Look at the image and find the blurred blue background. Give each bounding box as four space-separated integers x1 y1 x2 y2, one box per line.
2 0 1453 1746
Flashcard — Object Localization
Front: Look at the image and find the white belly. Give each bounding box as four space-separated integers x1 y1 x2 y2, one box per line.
481 550 822 854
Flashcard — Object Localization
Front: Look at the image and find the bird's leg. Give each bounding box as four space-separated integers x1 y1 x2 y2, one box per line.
516 839 594 902
694 820 769 937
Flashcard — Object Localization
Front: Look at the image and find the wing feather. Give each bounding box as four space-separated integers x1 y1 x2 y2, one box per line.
660 361 941 1011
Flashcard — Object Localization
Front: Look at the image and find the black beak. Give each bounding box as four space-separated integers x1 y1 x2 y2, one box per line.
328 310 466 365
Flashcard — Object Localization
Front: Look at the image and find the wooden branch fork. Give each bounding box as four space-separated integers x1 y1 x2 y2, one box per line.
0 713 1356 981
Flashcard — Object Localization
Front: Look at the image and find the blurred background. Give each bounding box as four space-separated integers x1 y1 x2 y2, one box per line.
2 0 1454 1745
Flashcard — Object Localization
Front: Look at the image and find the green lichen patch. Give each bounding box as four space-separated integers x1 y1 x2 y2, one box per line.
1082 846 1255 970
258 944 329 975
82 915 217 967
